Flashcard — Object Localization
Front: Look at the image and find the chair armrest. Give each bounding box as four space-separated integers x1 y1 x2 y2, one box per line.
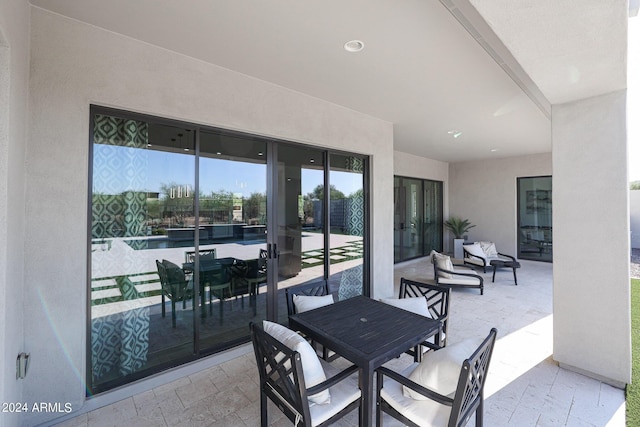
498 252 516 261
307 364 359 395
436 267 484 283
376 366 453 406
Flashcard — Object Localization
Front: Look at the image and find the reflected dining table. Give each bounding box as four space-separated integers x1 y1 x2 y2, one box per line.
182 257 238 319
288 295 442 427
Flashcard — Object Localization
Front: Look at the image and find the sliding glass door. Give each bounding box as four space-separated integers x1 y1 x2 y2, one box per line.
394 176 443 263
88 106 368 393
517 176 552 262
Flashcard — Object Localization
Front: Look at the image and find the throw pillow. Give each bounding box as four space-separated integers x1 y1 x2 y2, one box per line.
293 294 334 313
380 297 433 318
478 241 498 257
263 321 330 405
432 252 454 279
464 243 487 260
403 337 481 400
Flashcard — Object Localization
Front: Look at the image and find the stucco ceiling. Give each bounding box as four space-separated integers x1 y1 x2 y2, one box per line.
30 0 628 163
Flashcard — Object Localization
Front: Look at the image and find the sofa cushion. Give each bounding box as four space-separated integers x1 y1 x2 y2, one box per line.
263 321 330 405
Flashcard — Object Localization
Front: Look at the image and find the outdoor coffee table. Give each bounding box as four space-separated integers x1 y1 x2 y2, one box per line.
288 295 441 427
490 259 521 285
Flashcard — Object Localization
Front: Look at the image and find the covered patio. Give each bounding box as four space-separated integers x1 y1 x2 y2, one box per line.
52 260 625 427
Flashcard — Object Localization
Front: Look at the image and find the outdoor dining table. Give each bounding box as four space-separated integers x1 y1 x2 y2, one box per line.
182 257 238 318
288 295 442 427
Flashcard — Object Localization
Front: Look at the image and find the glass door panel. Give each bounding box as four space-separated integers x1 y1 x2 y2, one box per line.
274 145 326 323
424 180 443 254
328 154 366 300
198 131 267 348
90 116 196 393
518 176 552 261
394 176 443 263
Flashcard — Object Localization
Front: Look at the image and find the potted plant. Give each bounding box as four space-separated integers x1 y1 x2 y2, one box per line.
444 217 475 258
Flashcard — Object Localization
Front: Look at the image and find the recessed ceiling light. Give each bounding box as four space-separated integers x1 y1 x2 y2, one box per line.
447 130 462 139
258 152 263 156
216 151 222 155
309 159 315 163
344 40 364 53
490 148 499 152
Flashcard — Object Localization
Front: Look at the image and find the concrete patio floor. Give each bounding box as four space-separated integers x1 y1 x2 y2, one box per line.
53 257 626 427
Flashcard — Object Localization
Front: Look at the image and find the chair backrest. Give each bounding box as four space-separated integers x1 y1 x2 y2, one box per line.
399 277 450 324
250 322 312 426
285 281 330 316
161 259 191 300
449 328 498 427
185 248 217 263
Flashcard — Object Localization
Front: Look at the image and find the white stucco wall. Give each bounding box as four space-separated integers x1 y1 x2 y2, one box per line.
25 8 394 425
552 91 631 386
630 190 640 249
448 153 552 256
0 0 29 425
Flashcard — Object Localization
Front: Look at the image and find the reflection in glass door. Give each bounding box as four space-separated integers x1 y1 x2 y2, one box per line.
89 107 369 394
274 144 325 324
90 115 196 393
198 131 267 350
517 176 552 262
394 176 443 263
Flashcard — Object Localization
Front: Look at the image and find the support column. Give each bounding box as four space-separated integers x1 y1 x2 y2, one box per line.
552 90 631 387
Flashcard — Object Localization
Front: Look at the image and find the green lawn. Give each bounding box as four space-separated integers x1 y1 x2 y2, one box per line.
627 279 640 425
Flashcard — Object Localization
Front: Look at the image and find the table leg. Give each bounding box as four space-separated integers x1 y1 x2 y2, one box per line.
492 265 497 282
359 367 373 427
512 267 518 286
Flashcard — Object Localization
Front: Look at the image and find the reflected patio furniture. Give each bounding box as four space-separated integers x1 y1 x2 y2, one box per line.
431 251 484 295
376 328 497 427
250 321 362 427
198 258 234 323
397 277 451 360
184 248 217 263
230 249 268 314
462 241 517 273
156 259 194 328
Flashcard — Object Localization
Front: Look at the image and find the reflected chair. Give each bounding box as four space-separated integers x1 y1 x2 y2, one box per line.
432 252 484 295
201 261 232 323
398 278 450 360
156 259 194 328
250 321 361 427
231 249 268 314
376 328 497 427
184 248 217 263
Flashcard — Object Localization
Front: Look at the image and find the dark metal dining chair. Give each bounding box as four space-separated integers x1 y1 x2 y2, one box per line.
156 259 194 328
250 321 361 427
376 328 497 427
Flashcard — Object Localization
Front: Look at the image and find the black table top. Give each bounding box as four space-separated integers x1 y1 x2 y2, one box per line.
490 259 521 267
289 295 441 367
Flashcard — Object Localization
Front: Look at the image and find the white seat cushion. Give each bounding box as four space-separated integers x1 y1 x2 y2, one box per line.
380 364 452 427
293 294 334 313
404 337 481 400
463 257 485 266
310 359 361 426
263 321 330 405
380 297 433 318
